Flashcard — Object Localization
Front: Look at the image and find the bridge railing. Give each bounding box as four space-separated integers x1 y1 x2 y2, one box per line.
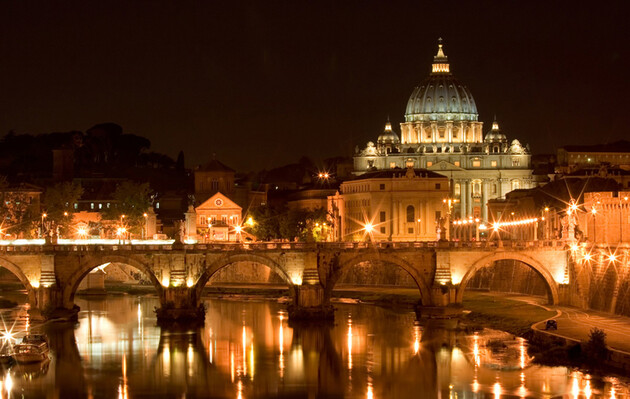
0 239 568 252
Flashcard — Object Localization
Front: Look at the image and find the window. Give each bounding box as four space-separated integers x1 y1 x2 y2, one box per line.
156 202 160 209
90 203 94 210
435 183 441 190
379 211 386 223
472 160 481 167
380 227 386 234
426 161 433 167
473 180 481 195
406 159 414 168
491 184 497 194
491 160 497 167
454 183 461 196
408 227 414 234
390 162 396 169
439 131 445 138
107 203 111 208
98 203 102 209
512 159 520 166
379 184 385 190
406 205 415 223
511 180 521 190
74 203 78 209
454 161 460 167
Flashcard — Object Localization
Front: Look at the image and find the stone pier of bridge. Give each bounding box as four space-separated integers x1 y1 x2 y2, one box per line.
0 240 576 323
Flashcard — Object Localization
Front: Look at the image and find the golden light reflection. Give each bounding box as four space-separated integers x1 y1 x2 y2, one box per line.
279 313 285 378
413 323 421 355
163 345 170 378
584 379 592 399
367 379 373 399
519 337 526 369
249 343 255 380
237 380 243 399
519 372 527 398
473 333 480 367
572 372 579 399
230 351 235 382
611 385 617 399
347 317 353 371
493 382 501 399
472 378 479 393
242 325 247 376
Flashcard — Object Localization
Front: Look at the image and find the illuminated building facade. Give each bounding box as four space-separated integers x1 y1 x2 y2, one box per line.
581 191 630 244
354 40 534 220
328 167 449 241
194 192 242 241
557 141 630 174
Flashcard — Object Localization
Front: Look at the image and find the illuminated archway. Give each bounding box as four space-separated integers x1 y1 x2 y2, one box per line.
195 254 295 302
327 254 431 306
0 257 37 307
456 252 559 305
64 255 163 308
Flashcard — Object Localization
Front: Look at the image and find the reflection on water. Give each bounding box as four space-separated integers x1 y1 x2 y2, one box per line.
0 295 629 398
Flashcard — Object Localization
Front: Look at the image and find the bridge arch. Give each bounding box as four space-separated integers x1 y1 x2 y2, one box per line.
195 253 296 301
63 255 163 308
0 256 37 306
456 252 560 305
326 253 432 306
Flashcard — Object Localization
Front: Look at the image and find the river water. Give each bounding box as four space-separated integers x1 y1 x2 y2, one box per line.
1 294 630 398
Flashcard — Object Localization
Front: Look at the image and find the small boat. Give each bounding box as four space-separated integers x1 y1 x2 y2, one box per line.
13 334 49 363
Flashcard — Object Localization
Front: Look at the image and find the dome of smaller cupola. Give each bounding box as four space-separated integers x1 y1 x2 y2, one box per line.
484 118 507 142
377 119 400 144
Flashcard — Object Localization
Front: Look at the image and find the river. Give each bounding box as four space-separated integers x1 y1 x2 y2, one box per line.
1 293 629 398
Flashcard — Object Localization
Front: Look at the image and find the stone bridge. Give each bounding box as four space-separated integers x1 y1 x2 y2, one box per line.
0 240 572 322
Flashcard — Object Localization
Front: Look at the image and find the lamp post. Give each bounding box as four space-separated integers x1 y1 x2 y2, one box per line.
143 212 148 240
40 213 47 238
416 218 421 241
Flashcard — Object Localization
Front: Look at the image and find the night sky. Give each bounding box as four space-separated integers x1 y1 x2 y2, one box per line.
1 1 628 172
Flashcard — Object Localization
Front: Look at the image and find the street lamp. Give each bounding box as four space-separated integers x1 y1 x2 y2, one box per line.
363 222 375 242
416 218 421 241
40 213 47 238
143 212 148 240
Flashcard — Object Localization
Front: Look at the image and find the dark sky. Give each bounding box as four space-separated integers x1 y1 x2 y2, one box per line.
1 1 629 172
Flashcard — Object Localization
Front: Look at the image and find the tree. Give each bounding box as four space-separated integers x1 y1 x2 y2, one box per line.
103 182 152 235
0 192 38 238
43 182 84 237
247 205 330 242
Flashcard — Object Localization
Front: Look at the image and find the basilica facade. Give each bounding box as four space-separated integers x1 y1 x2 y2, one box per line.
353 41 534 221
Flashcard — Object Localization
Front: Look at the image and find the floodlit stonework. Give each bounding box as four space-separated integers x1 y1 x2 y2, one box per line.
354 40 535 220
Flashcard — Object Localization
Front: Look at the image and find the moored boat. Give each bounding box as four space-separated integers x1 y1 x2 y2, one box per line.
13 334 49 363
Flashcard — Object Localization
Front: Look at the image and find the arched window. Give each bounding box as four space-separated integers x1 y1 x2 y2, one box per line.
406 205 415 223
511 180 521 191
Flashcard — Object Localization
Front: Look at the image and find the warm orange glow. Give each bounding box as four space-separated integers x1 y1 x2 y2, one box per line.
363 223 374 233
591 208 597 215
609 254 617 262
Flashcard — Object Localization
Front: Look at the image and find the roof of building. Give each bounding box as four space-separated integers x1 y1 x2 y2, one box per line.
560 140 630 153
349 167 447 181
197 159 235 173
405 39 478 122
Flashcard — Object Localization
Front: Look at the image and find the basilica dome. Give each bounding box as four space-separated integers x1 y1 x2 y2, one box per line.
404 41 478 122
377 119 400 144
484 119 507 142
